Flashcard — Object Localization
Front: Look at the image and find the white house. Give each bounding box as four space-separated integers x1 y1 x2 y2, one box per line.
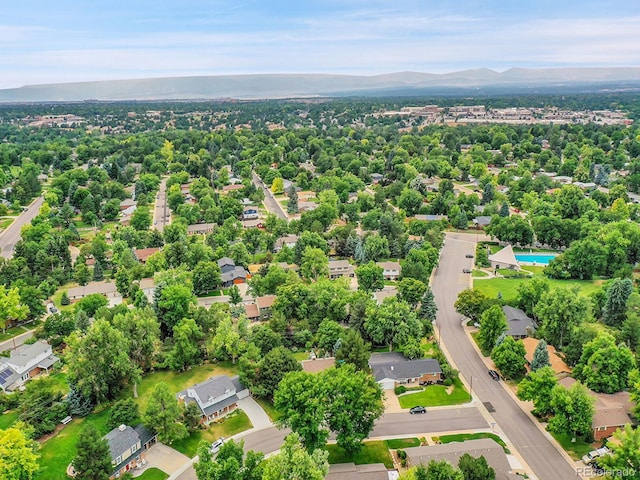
177 375 249 424
0 341 59 392
376 261 402 281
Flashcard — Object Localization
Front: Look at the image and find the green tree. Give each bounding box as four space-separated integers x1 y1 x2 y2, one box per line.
517 366 558 417
115 267 133 298
365 297 423 351
66 320 133 404
0 427 39 480
477 305 508 354
262 433 329 480
253 346 301 398
182 402 202 433
157 283 196 336
398 278 428 307
72 424 112 480
192 261 222 296
143 382 188 444
457 453 496 480
515 277 550 320
602 278 634 326
454 288 490 323
599 423 640 475
397 188 423 216
314 319 343 354
271 177 285 194
130 206 152 231
228 285 242 305
0 285 29 332
61 290 70 306
287 185 299 214
491 336 526 379
195 438 264 480
107 398 140 430
534 286 591 348
300 247 329 281
355 261 384 292
74 262 91 286
92 261 104 281
422 460 464 480
208 316 242 363
548 382 595 439
575 331 635 393
363 234 390 262
335 329 371 371
418 286 438 324
530 339 551 371
167 318 203 371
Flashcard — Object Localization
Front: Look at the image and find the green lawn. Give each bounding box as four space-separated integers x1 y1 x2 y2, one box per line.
255 397 283 422
171 409 253 457
34 407 112 480
136 468 168 480
293 351 309 361
435 432 510 454
0 217 14 230
324 441 393 468
0 324 31 343
398 378 471 408
550 432 596 460
474 276 603 303
0 410 18 430
385 437 421 449
128 362 239 411
472 269 489 277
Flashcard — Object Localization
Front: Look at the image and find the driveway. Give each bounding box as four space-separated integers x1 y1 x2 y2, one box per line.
139 443 190 476
383 389 403 413
237 397 272 429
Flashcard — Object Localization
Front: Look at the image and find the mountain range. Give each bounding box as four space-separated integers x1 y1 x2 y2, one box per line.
1 68 640 102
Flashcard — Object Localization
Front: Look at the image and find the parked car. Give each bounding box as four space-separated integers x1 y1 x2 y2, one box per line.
488 370 500 381
465 254 474 258
463 268 472 273
582 446 610 465
410 406 427 414
210 437 225 454
48 304 58 314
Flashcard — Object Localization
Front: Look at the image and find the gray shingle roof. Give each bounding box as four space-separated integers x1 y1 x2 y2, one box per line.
2 341 51 368
104 425 139 461
502 306 536 337
191 375 236 402
326 462 390 480
221 266 248 283
371 358 442 382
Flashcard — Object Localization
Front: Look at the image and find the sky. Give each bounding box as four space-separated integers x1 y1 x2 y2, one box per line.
0 0 639 89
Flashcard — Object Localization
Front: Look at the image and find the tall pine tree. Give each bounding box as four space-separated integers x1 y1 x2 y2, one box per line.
531 339 551 371
72 424 112 480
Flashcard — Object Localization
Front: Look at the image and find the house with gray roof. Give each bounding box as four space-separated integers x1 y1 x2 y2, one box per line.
473 216 493 228
328 259 355 279
0 340 59 392
217 257 249 287
177 375 249 424
368 352 442 390
502 306 536 339
405 439 521 480
326 462 393 480
102 424 157 479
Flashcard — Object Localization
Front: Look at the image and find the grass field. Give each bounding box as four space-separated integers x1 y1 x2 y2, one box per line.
472 269 489 277
385 438 421 449
34 407 112 480
435 432 510 454
255 397 283 422
0 410 18 429
136 468 168 480
324 440 393 468
474 276 603 303
551 432 596 460
0 324 32 343
171 409 253 457
398 378 471 408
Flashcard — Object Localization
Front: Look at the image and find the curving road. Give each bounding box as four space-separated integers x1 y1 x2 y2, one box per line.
0 195 44 258
251 172 287 220
432 233 578 480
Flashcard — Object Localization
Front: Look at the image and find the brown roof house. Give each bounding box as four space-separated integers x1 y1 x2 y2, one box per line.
558 377 634 441
522 337 571 375
177 375 249 424
133 247 160 263
256 295 276 320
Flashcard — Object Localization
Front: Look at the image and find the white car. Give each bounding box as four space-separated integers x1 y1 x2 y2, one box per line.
210 437 225 454
581 446 610 465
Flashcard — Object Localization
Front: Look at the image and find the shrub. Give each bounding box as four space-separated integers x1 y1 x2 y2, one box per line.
397 450 407 460
61 291 70 306
443 378 453 387
394 385 406 395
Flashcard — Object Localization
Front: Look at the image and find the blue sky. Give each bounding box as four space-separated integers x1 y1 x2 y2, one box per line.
0 0 639 88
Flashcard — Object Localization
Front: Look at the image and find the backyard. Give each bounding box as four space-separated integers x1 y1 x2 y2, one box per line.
474 275 603 303
324 440 394 468
398 378 471 408
434 432 510 454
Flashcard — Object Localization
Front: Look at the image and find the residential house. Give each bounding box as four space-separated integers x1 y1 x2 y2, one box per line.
370 173 384 184
67 280 119 301
522 337 571 375
472 216 493 228
488 245 520 271
243 303 260 322
0 341 59 392
328 260 355 279
137 278 156 303
414 214 446 222
132 247 160 263
217 257 249 287
222 184 245 194
405 439 521 480
558 377 634 441
326 462 392 480
301 357 336 374
368 352 442 390
119 198 136 211
176 375 249 424
274 234 299 252
242 207 259 220
256 295 276 320
187 223 216 235
298 201 319 212
376 261 402 281
502 306 536 339
240 219 263 229
103 424 157 479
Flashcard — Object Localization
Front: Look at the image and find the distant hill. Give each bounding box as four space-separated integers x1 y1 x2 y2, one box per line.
2 68 640 102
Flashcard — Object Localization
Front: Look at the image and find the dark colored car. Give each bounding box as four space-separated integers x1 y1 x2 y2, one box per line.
463 268 472 273
465 254 474 258
410 406 427 414
488 370 500 381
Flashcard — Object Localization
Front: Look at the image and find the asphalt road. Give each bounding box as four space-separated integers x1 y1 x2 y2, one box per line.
251 172 287 220
0 195 44 258
433 233 578 480
154 178 170 232
0 329 35 353
173 407 488 480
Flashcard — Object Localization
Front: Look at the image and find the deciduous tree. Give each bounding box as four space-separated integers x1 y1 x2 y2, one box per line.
143 382 188 444
477 305 507 354
491 336 526 379
262 433 329 480
355 261 384 292
517 366 558 417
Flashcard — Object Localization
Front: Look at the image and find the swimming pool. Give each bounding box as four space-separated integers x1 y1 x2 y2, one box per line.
514 254 558 265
